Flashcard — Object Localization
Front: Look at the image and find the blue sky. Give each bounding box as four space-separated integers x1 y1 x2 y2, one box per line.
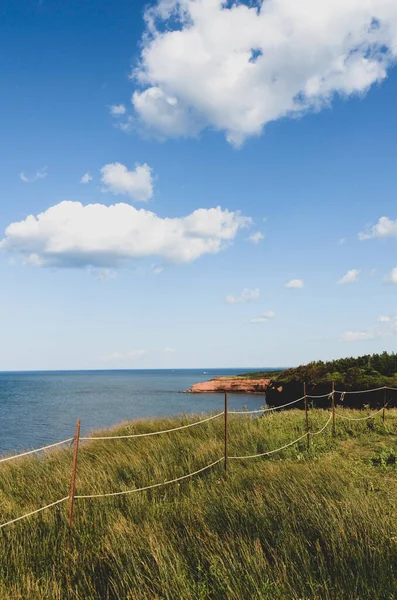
1 0 397 370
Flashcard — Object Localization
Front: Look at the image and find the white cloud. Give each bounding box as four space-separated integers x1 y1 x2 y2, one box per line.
359 216 397 240
285 279 304 289
101 349 147 362
248 231 264 244
385 267 397 284
164 346 176 354
0 201 250 268
80 172 93 184
339 237 346 245
337 268 360 285
19 167 47 183
341 312 397 341
97 268 117 281
249 310 275 323
132 87 201 138
110 104 126 116
341 330 377 342
132 0 397 145
226 288 259 304
116 116 135 134
101 162 154 202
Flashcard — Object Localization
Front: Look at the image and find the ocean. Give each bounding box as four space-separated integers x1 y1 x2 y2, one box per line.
0 369 267 453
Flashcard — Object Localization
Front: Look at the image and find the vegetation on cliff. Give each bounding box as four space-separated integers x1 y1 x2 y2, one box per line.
243 352 397 390
0 409 396 599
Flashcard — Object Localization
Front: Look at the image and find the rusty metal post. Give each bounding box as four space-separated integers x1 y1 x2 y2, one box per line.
224 393 228 476
332 382 336 437
304 382 310 451
68 419 81 547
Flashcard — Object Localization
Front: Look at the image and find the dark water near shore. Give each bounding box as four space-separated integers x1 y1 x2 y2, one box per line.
0 369 267 453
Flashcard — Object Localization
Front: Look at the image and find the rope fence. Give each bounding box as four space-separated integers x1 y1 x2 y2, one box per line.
334 406 385 421
335 386 386 394
0 438 74 464
229 395 305 414
0 383 393 535
75 458 224 499
80 412 223 441
0 497 69 530
229 413 333 460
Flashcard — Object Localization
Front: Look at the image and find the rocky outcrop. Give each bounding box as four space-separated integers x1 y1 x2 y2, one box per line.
185 377 394 409
185 377 271 394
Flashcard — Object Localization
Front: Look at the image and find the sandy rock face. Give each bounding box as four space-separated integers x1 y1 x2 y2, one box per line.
185 377 271 394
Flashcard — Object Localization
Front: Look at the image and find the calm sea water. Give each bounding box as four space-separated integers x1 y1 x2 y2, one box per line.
0 369 268 453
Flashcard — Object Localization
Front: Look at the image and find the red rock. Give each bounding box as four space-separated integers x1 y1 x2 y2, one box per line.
185 377 271 394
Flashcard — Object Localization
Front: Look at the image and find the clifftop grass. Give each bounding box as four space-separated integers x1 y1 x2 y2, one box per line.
0 408 396 600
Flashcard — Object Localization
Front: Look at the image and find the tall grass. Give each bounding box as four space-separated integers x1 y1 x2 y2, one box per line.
0 409 396 599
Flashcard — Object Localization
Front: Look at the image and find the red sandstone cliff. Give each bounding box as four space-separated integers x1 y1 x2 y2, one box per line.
185 376 271 394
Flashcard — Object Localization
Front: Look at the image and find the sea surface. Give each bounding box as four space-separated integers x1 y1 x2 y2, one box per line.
0 369 268 454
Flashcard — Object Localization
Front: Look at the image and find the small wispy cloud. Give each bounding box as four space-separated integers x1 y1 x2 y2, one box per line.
378 315 391 323
117 116 135 133
249 310 275 324
164 346 176 354
341 330 377 342
80 172 93 184
338 237 346 245
152 264 163 274
337 269 360 285
97 268 117 281
385 267 397 284
341 312 397 342
284 279 304 289
110 104 126 116
100 349 147 362
19 167 48 183
226 288 259 304
248 231 264 244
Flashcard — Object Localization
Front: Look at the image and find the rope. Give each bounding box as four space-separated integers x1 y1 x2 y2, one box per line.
0 497 69 530
80 413 223 441
229 433 308 459
229 396 305 415
310 413 333 435
307 393 333 399
0 438 74 464
75 458 223 499
334 386 386 394
229 413 332 459
335 407 384 421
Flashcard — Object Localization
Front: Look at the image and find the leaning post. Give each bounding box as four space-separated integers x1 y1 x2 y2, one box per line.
68 419 81 548
331 382 336 437
224 393 228 476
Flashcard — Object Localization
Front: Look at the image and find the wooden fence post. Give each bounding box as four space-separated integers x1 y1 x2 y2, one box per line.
304 382 310 451
383 388 386 424
224 393 228 476
68 419 81 548
332 382 336 437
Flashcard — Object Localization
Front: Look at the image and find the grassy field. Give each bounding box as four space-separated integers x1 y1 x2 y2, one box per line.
0 408 396 600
